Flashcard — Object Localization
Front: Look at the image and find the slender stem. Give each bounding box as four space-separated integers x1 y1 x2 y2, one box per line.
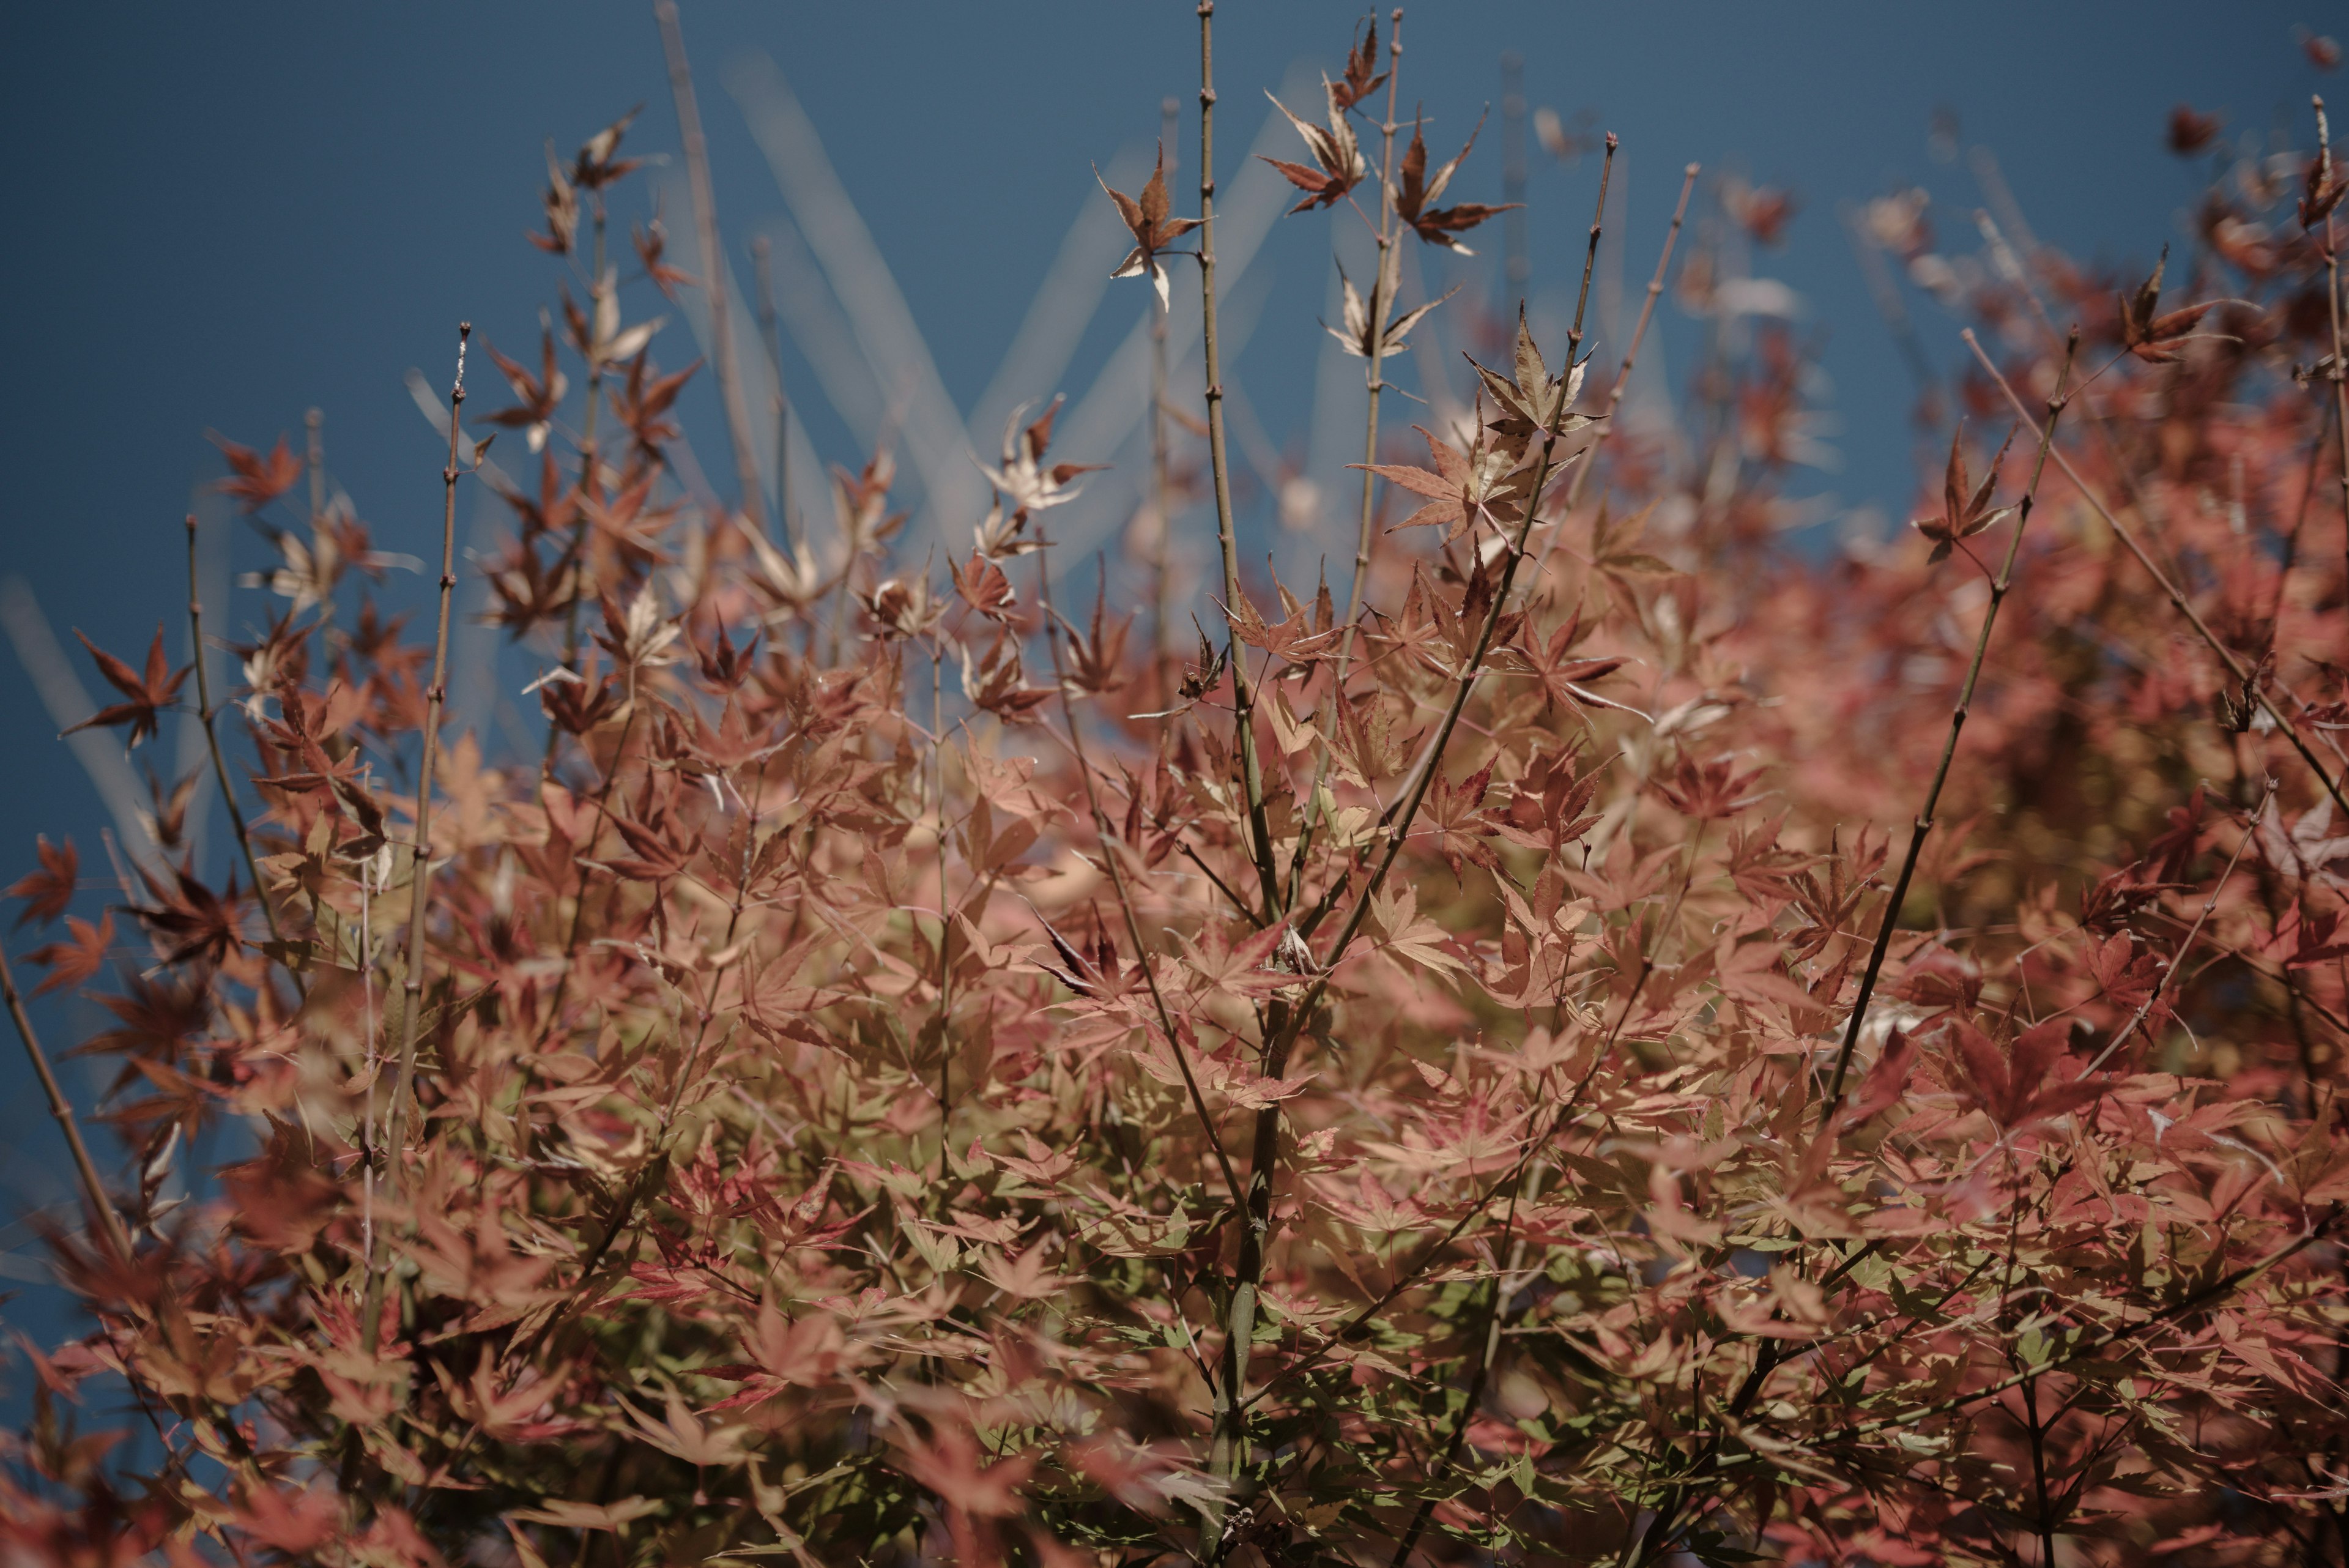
656 0 767 537
1252 827 1693 1415
2021 1372 2057 1566
2079 782 2266 1079
1150 95 1179 711
1211 138 1616 1542
932 638 952 1184
508 758 767 1374
1840 202 1939 403
1388 1169 1531 1567
1404 826 1705 1562
547 198 609 774
535 701 644 1047
363 324 470 1355
2315 98 2349 615
1967 333 2349 823
750 235 797 556
1285 140 1615 1059
1531 162 1699 587
1400 177 1719 1514
1195 0 1280 922
303 406 338 648
185 513 295 987
305 407 326 525
1033 543 1241 1209
2268 413 2331 631
1026 557 1246 1547
358 816 379 1284
1 941 132 1263
1619 1240 1886 1567
1501 50 1527 294
1817 1214 2334 1446
1819 330 2078 1121
1291 157 1687 939
1290 9 1405 912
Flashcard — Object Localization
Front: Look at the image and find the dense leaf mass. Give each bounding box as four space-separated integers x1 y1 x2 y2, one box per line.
8 26 2349 1568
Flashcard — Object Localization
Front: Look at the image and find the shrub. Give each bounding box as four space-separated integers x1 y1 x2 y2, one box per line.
7 12 2349 1567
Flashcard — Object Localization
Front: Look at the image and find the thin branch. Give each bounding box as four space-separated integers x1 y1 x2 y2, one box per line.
1819 329 2079 1122
0 941 132 1263
1290 9 1404 912
1210 135 1617 1540
1150 95 1181 710
1966 332 2349 825
1280 138 1616 1073
1809 1214 2336 1445
2080 781 2268 1078
1194 0 1280 923
1297 160 1685 934
1532 159 1699 587
363 324 471 1356
749 235 797 555
1839 199 1939 403
1034 546 1242 1208
547 183 609 773
184 513 299 996
2315 98 2349 601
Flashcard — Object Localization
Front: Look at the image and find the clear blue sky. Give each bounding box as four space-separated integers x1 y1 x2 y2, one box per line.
0 1 2332 1359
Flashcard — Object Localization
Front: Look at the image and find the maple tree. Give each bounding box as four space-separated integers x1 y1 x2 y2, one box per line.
10 14 2349 1568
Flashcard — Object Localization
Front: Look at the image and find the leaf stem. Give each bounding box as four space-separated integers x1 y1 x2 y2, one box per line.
2079 779 2268 1079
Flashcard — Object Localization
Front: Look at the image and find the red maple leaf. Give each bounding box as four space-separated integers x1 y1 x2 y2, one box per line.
209 433 303 513
64 626 189 751
6 836 78 927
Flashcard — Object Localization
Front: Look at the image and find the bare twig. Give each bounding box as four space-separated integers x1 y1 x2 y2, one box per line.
2315 98 2349 599
1819 330 2079 1121
750 235 797 555
363 324 471 1354
1839 200 1938 403
184 513 297 994
0 942 132 1263
1531 159 1699 586
1195 0 1280 922
1150 95 1181 708
547 176 608 773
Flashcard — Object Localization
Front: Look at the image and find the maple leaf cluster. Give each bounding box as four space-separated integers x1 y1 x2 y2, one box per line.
12 24 2349 1568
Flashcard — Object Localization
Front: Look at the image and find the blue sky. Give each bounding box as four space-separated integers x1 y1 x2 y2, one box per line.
0 0 2334 1358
